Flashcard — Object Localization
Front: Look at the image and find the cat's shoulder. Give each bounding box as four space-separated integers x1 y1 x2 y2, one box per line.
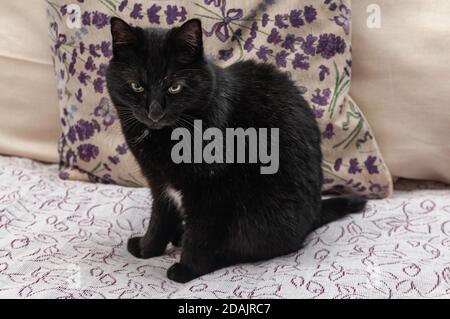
225 59 292 84
227 59 281 73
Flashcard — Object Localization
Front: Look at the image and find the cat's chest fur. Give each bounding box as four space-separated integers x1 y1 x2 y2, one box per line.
165 184 185 214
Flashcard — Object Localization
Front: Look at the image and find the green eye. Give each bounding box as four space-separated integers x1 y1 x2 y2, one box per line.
130 82 144 93
168 84 183 94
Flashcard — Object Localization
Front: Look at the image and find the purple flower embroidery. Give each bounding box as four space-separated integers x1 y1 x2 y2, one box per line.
348 158 362 174
94 97 116 127
231 28 242 41
77 71 90 85
55 33 67 51
68 49 77 76
101 174 114 184
311 88 331 106
79 41 85 54
67 119 98 144
334 4 351 35
75 88 83 103
108 156 120 165
204 7 243 42
300 34 317 56
316 33 346 59
77 144 99 162
92 11 108 29
319 65 330 81
244 38 254 52
116 143 128 155
262 13 270 27
97 63 108 77
364 156 379 175
75 119 100 141
334 158 343 171
165 5 187 25
89 44 101 58
204 0 223 7
304 5 317 23
82 12 91 26
66 149 77 166
274 14 289 29
250 22 258 38
312 106 324 119
344 59 352 77
67 127 77 144
292 53 309 70
256 46 273 62
59 171 70 180
60 5 67 16
130 3 144 19
275 50 289 68
282 34 298 52
100 41 112 58
93 77 105 94
322 123 335 139
289 10 304 28
85 56 96 72
267 28 282 45
219 48 233 61
118 0 128 12
88 174 100 183
147 4 162 24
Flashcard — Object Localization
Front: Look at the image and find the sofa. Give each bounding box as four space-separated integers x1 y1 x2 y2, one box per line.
0 1 449 299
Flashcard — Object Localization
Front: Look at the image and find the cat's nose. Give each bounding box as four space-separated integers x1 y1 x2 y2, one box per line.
148 101 165 122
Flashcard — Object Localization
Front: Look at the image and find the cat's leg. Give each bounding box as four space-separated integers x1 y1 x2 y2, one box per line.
128 196 180 259
170 221 184 247
166 219 227 283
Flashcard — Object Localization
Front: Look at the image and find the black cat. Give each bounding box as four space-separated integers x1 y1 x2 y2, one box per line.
106 17 366 283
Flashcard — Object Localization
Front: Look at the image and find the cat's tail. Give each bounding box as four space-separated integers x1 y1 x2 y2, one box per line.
315 195 367 229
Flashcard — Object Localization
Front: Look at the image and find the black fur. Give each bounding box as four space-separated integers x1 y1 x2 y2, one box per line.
106 18 367 283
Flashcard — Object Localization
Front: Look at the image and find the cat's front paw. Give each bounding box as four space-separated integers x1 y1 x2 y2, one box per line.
127 237 164 259
167 263 197 283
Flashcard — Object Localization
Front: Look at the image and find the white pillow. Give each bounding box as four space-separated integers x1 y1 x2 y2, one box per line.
351 0 450 183
0 0 60 163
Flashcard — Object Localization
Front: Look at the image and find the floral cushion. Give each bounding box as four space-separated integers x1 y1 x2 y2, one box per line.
46 0 393 198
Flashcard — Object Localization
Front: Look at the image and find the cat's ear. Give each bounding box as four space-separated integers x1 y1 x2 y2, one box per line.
110 17 137 51
171 19 203 63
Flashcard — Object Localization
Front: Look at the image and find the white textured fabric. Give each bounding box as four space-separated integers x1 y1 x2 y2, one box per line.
0 155 449 299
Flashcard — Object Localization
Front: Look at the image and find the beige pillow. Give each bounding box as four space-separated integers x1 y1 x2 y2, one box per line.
0 0 60 163
351 0 450 184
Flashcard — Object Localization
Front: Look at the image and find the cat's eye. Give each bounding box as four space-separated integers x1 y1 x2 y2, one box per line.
130 82 144 93
168 84 183 94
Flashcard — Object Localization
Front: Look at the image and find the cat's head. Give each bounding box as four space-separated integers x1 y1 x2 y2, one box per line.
106 17 212 130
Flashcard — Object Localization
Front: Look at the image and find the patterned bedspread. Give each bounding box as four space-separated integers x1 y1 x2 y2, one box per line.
0 155 449 299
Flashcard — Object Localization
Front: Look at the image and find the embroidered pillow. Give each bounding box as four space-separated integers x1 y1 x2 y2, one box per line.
46 0 393 198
